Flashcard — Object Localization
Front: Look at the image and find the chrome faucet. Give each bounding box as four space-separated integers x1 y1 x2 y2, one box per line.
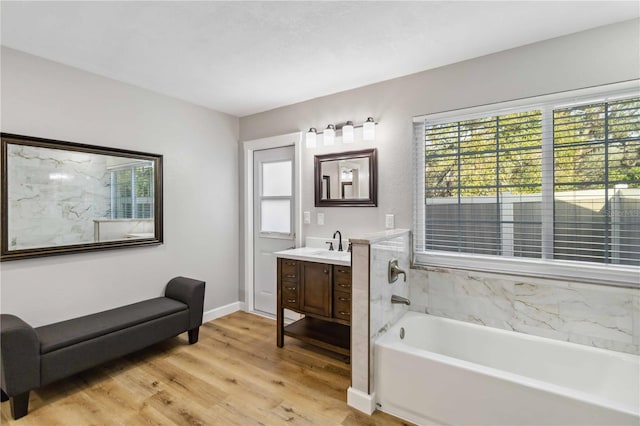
391 295 411 305
333 230 343 252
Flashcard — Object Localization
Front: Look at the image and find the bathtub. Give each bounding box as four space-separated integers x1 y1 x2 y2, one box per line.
375 312 639 425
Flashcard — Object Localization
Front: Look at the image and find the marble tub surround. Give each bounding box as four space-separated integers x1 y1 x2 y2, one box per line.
368 231 411 397
409 267 640 355
93 219 155 242
7 144 111 250
346 229 411 415
369 233 411 342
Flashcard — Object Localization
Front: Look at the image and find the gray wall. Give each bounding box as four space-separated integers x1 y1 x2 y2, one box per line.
239 19 640 355
1 47 240 326
240 19 640 240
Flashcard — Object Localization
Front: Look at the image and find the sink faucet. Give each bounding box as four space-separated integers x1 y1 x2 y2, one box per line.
391 295 411 305
333 230 343 252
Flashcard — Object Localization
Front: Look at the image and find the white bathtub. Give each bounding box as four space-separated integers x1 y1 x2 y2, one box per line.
375 312 639 426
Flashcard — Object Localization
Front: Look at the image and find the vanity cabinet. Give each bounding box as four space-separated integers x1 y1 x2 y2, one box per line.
276 257 351 357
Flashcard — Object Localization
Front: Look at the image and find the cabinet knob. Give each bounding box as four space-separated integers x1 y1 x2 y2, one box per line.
338 297 351 302
338 311 350 316
286 274 296 279
338 283 350 288
323 269 328 274
286 286 296 291
287 299 296 303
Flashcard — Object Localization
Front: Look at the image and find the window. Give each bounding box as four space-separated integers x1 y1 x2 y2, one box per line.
260 159 293 235
110 162 154 219
414 84 640 286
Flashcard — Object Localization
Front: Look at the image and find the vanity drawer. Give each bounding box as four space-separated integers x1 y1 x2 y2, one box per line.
333 265 352 292
281 259 299 282
333 291 351 322
282 282 299 310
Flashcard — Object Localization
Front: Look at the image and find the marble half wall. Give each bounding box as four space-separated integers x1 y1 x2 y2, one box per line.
409 266 640 355
347 229 410 414
369 230 411 392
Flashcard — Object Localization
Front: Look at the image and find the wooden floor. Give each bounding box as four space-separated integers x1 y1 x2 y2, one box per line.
1 311 410 425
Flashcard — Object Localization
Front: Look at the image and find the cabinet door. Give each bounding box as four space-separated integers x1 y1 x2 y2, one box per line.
300 262 331 317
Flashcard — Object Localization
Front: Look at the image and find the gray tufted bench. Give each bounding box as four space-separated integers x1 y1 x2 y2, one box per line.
0 276 205 419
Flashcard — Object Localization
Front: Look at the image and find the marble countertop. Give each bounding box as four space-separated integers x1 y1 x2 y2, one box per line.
349 229 410 244
274 247 351 266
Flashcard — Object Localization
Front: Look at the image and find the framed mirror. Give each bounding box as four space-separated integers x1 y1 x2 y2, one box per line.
314 148 377 207
1 133 163 261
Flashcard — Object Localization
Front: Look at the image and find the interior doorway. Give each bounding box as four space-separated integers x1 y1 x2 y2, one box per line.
253 146 295 315
242 132 302 317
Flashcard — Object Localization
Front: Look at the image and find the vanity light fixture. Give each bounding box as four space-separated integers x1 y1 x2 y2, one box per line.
342 121 354 144
324 124 336 146
306 127 317 148
304 117 377 148
363 117 376 141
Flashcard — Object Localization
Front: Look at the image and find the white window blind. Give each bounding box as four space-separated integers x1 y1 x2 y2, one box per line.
414 84 640 286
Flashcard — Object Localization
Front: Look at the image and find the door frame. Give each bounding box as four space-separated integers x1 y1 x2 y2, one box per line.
242 132 302 314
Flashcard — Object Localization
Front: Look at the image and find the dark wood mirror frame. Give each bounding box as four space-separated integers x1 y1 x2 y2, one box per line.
314 148 377 207
1 133 163 261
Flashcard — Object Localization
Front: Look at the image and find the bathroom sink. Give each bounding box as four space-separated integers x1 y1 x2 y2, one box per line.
273 247 351 265
308 249 349 258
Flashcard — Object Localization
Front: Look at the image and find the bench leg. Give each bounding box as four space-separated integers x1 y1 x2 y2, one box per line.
1 389 8 402
10 391 29 420
188 327 199 344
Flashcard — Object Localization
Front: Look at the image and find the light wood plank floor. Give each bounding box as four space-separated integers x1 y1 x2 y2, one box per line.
1 311 410 425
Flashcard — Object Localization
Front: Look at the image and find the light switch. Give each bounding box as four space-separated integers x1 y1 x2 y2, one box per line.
385 214 394 229
303 211 311 224
317 212 325 225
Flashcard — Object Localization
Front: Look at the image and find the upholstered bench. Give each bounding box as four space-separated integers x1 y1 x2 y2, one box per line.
0 276 205 419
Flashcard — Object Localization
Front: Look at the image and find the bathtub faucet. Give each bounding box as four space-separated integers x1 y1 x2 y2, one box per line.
391 295 411 305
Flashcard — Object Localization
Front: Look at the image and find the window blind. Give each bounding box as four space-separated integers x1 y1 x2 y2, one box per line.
414 85 640 284
111 163 154 219
422 110 543 258
553 97 640 265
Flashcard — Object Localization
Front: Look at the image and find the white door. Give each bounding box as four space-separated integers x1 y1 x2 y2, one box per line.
253 146 295 316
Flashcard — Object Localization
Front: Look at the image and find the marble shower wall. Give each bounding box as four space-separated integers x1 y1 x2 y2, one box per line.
409 267 640 355
370 231 411 341
7 144 111 249
369 230 411 391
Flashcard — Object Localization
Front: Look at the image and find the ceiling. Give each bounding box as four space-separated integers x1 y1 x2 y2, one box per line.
1 1 638 117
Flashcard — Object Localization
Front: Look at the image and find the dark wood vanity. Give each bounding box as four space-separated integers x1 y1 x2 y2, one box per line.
276 257 352 357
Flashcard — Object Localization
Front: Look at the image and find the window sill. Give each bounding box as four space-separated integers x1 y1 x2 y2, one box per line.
413 251 640 289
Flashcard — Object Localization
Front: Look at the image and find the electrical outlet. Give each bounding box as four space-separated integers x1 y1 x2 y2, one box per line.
385 214 394 229
317 212 325 225
303 211 311 224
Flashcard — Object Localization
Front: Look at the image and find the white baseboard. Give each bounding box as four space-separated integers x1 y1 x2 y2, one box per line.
203 301 246 323
347 387 376 415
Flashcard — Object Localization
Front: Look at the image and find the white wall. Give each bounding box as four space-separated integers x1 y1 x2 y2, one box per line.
240 19 640 238
0 47 240 326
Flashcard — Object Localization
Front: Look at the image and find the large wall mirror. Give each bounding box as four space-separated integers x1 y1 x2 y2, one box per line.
315 148 377 207
1 133 163 260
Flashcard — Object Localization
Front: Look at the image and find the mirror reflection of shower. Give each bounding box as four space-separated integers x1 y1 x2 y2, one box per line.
5 142 157 250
